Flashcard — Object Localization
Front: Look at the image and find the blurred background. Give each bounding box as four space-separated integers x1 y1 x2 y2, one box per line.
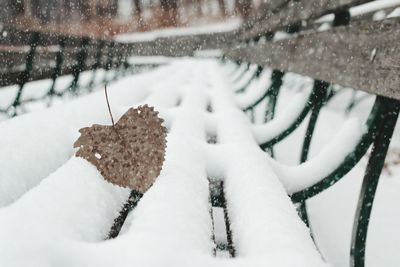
0 0 256 37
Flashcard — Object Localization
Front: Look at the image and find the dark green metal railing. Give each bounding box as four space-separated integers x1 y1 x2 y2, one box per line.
225 56 399 267
223 10 397 264
0 27 159 118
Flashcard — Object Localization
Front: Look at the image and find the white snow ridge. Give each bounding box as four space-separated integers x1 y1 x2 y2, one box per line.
1 59 400 267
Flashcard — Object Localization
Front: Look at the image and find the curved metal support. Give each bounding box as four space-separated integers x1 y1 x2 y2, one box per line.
232 63 250 84
259 87 316 150
262 70 285 157
298 201 310 227
235 65 264 93
227 61 244 80
87 40 106 91
68 37 90 93
227 63 240 77
47 36 67 97
243 69 284 112
297 80 330 227
243 85 272 112
291 96 386 202
108 190 143 239
102 41 116 84
346 93 372 114
11 32 40 113
111 44 125 81
264 70 284 123
300 80 330 163
350 97 400 267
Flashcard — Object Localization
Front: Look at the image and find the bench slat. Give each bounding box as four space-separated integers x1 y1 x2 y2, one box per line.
241 0 374 40
226 18 400 100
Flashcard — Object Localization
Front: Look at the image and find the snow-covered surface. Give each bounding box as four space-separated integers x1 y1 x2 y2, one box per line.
269 117 365 194
0 59 326 267
207 70 324 265
235 69 271 109
1 58 400 267
252 88 311 143
316 0 400 23
387 6 400 17
268 80 400 267
115 19 241 43
0 68 164 206
127 56 175 65
232 64 258 92
350 0 400 19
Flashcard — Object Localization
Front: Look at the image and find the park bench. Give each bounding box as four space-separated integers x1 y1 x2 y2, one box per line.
0 26 163 117
1 0 400 266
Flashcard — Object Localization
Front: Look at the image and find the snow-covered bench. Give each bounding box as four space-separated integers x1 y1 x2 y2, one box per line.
1 54 399 266
0 60 328 266
0 27 160 117
1 1 400 266
222 3 400 266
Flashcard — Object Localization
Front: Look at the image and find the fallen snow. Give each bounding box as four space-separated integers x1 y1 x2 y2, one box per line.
269 117 366 194
0 65 176 206
234 69 271 109
0 59 327 267
1 58 400 267
115 19 241 43
316 0 400 23
251 88 311 144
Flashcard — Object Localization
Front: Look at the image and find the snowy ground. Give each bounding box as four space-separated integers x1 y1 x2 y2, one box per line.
0 58 399 267
115 18 241 43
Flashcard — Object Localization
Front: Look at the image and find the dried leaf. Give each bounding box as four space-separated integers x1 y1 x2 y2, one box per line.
73 105 167 193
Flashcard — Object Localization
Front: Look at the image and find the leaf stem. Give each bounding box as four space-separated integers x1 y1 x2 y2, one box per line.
104 84 115 127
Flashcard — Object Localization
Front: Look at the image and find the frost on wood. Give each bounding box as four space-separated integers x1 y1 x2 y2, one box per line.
73 104 167 193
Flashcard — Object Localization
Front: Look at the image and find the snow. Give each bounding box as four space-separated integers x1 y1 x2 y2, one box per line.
270 85 400 267
350 0 400 18
1 58 400 267
0 59 327 266
232 64 258 92
212 207 228 245
0 157 129 240
0 66 171 207
251 88 311 144
1 0 400 264
269 117 365 194
127 56 174 65
316 0 400 23
228 63 247 83
207 69 325 265
387 7 400 17
115 19 241 43
234 69 271 109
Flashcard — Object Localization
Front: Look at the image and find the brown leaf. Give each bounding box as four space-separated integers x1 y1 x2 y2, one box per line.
73 105 167 193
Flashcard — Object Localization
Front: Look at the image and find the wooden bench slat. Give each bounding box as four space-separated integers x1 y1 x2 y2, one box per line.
225 18 400 100
123 31 235 57
241 0 374 40
0 26 111 47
